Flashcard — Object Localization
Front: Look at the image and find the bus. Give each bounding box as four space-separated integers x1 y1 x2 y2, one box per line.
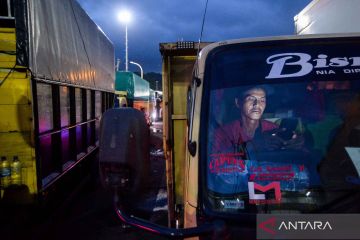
100 35 360 239
0 0 114 213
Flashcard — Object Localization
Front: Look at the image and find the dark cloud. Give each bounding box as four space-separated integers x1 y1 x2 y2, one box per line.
77 0 311 73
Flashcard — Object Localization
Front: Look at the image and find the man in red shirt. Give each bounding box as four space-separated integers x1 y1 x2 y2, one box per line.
211 86 282 154
208 86 308 193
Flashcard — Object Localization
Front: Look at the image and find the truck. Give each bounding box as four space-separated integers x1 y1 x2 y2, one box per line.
294 0 360 35
99 6 360 240
114 71 152 124
0 0 114 215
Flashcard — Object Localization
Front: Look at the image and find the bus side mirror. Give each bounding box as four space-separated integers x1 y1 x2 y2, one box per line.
99 108 150 200
98 108 226 238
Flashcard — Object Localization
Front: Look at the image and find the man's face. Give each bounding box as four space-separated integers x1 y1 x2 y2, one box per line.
241 88 266 121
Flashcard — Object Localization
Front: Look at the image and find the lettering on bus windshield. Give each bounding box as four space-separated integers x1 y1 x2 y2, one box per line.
266 53 360 79
208 153 246 174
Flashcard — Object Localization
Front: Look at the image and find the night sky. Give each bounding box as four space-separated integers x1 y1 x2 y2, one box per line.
77 0 312 73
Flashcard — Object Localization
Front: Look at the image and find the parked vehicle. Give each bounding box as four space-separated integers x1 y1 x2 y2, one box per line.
294 0 360 34
100 34 360 238
0 0 114 211
114 71 152 125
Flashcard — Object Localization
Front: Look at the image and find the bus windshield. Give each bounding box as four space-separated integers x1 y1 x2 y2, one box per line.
204 37 360 214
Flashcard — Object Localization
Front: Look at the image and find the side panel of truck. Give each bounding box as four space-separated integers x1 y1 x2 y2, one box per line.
294 0 360 34
160 42 210 227
162 54 195 226
0 0 114 206
28 0 114 90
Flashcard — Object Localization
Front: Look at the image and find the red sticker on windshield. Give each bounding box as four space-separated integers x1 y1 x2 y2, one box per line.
249 172 294 181
248 164 295 181
209 153 246 174
248 181 281 204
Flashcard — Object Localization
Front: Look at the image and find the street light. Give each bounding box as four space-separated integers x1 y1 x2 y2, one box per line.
118 10 132 71
130 61 143 78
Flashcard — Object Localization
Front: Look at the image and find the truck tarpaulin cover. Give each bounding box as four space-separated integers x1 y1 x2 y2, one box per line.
27 0 114 91
115 71 150 101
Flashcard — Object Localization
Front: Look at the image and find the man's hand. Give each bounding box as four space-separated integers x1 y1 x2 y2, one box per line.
282 133 305 150
254 131 285 151
254 129 305 151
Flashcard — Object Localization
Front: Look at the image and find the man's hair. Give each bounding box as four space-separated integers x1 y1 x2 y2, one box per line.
238 85 267 101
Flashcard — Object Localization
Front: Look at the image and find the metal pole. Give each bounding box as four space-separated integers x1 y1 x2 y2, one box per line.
116 59 121 71
7 0 11 17
129 61 143 78
125 25 128 71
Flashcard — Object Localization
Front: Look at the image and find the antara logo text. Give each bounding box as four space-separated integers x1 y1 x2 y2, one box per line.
265 53 360 79
258 217 333 236
278 221 333 231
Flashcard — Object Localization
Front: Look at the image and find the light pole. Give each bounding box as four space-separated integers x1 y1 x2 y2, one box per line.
118 10 131 71
116 58 121 71
130 61 143 78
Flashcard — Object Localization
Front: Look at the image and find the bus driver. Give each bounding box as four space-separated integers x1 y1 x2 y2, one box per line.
211 86 304 154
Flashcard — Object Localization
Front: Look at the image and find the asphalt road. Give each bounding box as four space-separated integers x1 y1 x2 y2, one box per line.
37 153 168 240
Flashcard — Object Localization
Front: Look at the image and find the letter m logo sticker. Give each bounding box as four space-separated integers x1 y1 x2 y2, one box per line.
248 182 281 202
